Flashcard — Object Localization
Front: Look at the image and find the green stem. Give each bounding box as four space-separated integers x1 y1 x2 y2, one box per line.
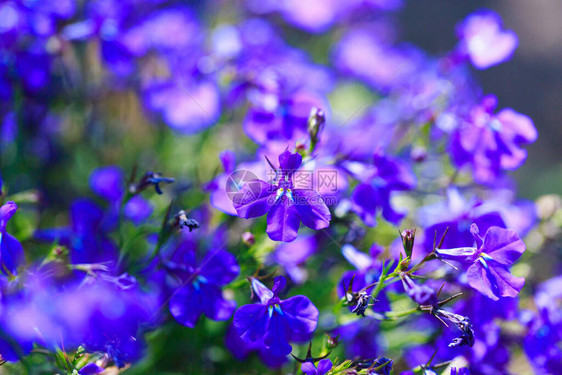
384 307 420 319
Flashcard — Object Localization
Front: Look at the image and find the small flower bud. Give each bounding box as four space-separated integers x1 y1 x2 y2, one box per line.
307 107 326 149
242 232 255 246
410 146 427 162
399 257 411 271
325 333 340 350
400 228 416 258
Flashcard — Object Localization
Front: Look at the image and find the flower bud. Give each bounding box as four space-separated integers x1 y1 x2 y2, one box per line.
242 232 255 246
410 146 427 162
325 333 340 350
307 107 325 149
399 257 411 271
400 228 416 258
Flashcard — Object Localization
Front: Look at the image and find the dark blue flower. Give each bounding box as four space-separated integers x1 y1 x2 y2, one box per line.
90 166 154 225
166 242 239 328
233 276 319 356
233 150 331 242
450 367 470 375
349 152 416 227
301 358 332 375
35 199 118 264
0 202 25 276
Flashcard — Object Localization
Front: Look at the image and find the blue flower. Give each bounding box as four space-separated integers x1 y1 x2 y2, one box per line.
233 276 319 356
436 224 526 300
0 202 24 276
301 358 332 375
349 152 416 227
233 150 331 242
35 199 119 264
166 242 239 328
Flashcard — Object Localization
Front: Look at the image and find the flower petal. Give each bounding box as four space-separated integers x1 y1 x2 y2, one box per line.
279 295 319 340
266 197 300 242
0 201 17 232
233 304 269 343
467 261 497 300
278 150 302 171
250 278 274 304
351 183 378 227
467 260 524 300
199 249 240 285
0 232 24 275
89 166 124 203
271 276 287 296
263 312 292 356
200 283 236 321
484 226 525 266
232 179 276 219
317 358 333 375
169 284 202 328
342 244 372 271
293 189 331 230
488 262 525 299
301 362 318 375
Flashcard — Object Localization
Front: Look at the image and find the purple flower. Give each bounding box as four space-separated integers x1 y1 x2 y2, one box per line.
450 95 537 184
233 276 319 356
450 368 470 375
243 90 327 146
456 10 518 69
90 166 154 224
35 199 119 264
436 224 525 300
79 363 104 375
348 153 416 227
401 274 438 306
419 188 506 253
332 319 382 358
333 25 419 90
271 235 318 284
90 166 125 203
142 79 221 134
301 358 332 375
166 244 239 328
1 268 158 366
233 150 331 242
224 324 288 368
522 276 562 374
0 202 24 276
